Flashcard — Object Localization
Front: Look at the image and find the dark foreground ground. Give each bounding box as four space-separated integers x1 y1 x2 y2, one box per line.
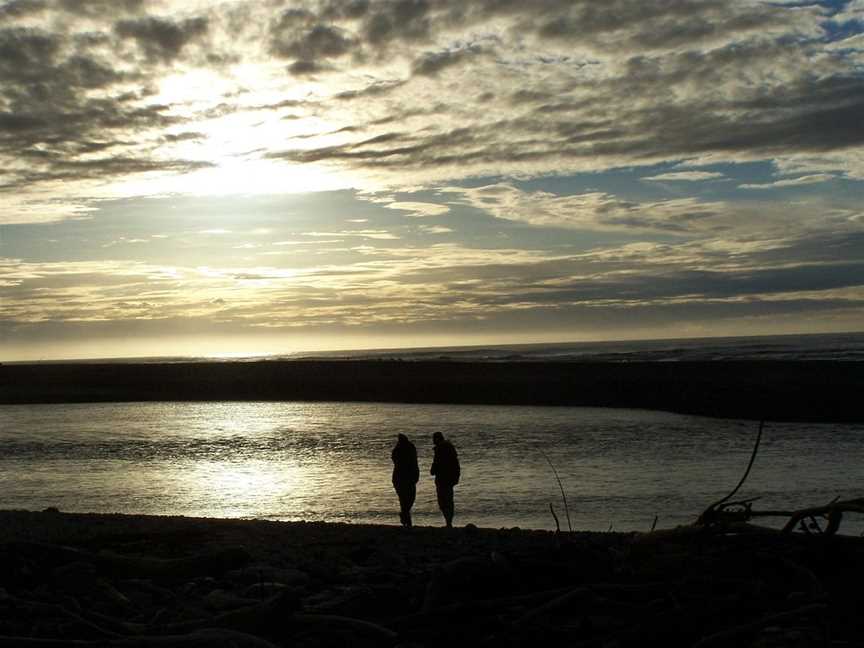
2 509 864 647
2 360 864 422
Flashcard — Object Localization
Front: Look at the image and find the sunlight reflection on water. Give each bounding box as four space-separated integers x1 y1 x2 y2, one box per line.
1 401 863 532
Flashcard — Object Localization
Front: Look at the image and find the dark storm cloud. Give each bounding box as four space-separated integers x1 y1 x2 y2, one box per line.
115 15 209 63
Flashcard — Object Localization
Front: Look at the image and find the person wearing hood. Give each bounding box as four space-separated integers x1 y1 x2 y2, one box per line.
391 433 420 527
430 431 460 528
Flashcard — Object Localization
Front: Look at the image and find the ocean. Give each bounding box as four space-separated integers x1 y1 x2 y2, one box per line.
14 330 864 365
2 332 863 532
306 331 864 363
1 400 862 533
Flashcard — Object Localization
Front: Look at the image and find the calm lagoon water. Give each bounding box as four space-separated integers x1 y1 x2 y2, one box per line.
1 401 862 533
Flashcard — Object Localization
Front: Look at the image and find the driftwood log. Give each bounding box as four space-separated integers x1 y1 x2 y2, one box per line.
3 543 251 581
0 629 279 647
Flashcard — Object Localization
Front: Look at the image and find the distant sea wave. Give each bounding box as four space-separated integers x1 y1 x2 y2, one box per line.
317 331 864 363
10 331 864 365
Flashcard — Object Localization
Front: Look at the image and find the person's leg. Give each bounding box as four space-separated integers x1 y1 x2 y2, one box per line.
403 482 416 527
395 484 407 525
436 482 454 527
396 483 415 526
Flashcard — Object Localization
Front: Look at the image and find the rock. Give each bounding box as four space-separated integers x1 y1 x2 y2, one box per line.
227 565 309 587
242 582 292 598
123 578 176 602
52 561 96 581
204 588 260 611
369 548 407 570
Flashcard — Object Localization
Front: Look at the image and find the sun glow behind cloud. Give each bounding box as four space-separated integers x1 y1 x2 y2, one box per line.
102 65 363 198
109 156 355 198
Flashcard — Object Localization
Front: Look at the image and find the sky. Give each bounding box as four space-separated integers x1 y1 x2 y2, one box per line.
1 0 863 361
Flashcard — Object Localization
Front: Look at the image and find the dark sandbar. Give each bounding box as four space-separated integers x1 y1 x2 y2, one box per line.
2 360 863 422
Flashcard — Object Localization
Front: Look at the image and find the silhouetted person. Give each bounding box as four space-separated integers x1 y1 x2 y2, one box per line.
391 433 419 527
430 431 460 527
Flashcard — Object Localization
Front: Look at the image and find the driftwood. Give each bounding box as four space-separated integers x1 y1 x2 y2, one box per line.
781 497 864 535
0 592 122 639
0 629 279 647
3 543 251 581
691 603 828 648
146 591 396 643
697 420 764 526
696 419 864 537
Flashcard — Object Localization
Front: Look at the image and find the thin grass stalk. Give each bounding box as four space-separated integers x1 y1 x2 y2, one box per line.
541 450 572 532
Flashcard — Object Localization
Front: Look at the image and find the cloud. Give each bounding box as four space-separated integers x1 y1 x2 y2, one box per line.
360 0 432 46
441 183 729 233
271 18 356 61
115 15 209 63
419 225 453 234
287 59 328 75
5 224 864 346
300 229 401 239
59 0 145 17
1 0 862 225
833 0 864 24
1 1 862 354
385 201 450 217
437 181 864 244
740 174 838 189
411 43 489 76
643 171 726 182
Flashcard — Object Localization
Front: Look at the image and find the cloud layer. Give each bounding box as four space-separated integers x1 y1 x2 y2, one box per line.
1 0 862 222
1 0 863 356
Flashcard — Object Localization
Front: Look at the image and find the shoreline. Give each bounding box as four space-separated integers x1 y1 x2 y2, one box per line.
2 359 864 422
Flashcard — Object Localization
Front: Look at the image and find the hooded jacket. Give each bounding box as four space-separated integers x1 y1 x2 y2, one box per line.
431 437 460 486
391 434 420 486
